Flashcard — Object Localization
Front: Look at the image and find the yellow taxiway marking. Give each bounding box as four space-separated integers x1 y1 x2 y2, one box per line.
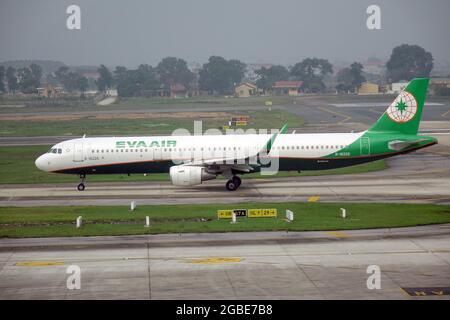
318 107 352 124
15 261 65 267
441 109 450 118
186 257 243 265
308 196 320 202
325 231 350 239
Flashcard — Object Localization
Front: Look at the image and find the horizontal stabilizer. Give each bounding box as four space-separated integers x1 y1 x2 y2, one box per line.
388 139 428 151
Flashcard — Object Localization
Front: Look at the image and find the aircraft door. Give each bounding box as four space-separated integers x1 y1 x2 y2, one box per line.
73 142 84 162
360 137 370 156
153 147 161 160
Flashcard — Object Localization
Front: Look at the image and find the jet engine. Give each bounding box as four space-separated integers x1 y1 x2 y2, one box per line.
170 165 216 186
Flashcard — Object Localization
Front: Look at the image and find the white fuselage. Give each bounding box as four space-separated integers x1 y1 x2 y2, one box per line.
35 132 364 173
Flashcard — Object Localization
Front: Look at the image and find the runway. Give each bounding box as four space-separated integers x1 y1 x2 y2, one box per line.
0 224 449 299
1 98 449 300
1 95 448 146
1 151 450 207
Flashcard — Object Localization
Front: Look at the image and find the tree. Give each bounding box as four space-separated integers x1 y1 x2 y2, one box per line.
156 57 194 89
113 66 127 83
96 64 113 91
17 67 36 93
335 62 366 93
228 59 247 86
30 63 42 89
199 56 246 94
0 66 5 93
15 64 42 93
6 67 19 93
55 66 87 93
55 66 73 91
255 65 290 92
115 65 161 97
76 75 88 93
290 58 333 93
386 44 433 82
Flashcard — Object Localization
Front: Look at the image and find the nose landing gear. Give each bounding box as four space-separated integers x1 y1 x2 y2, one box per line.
225 176 241 191
77 174 86 191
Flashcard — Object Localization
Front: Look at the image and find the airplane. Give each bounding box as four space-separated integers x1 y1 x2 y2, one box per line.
35 78 437 191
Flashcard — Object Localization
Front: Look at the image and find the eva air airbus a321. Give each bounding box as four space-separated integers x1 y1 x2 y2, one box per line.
35 78 437 191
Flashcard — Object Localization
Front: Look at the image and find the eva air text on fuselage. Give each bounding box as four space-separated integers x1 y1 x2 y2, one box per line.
116 140 177 148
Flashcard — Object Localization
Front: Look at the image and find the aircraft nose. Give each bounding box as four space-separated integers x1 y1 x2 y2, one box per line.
35 155 48 171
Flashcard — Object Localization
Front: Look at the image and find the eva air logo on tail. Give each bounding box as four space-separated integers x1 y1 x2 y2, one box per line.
386 91 418 123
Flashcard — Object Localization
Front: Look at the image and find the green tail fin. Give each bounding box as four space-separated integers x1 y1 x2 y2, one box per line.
368 78 429 135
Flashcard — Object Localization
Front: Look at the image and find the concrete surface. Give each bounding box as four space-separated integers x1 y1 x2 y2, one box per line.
2 151 450 206
0 224 449 299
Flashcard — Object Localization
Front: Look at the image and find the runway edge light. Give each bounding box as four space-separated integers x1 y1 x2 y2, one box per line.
340 208 347 219
145 216 150 228
130 201 136 211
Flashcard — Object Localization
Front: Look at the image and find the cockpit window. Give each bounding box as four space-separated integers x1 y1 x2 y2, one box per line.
47 148 62 154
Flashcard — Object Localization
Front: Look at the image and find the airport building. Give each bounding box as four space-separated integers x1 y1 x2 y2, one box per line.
357 82 379 94
235 82 257 97
272 80 303 96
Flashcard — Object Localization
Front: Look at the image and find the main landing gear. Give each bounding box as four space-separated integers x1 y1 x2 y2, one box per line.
77 174 86 191
226 176 241 191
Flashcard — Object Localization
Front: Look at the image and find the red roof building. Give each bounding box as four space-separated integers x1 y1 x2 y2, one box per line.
272 81 303 95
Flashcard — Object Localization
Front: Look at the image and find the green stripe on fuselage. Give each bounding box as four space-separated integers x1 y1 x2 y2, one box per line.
324 132 437 159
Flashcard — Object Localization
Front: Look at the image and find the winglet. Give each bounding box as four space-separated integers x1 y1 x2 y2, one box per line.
265 123 288 154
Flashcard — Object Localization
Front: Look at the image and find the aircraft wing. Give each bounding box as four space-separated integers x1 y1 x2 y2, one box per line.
184 124 288 172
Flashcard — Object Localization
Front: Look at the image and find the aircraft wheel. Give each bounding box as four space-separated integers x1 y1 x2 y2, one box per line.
77 183 85 191
226 179 238 191
232 176 241 188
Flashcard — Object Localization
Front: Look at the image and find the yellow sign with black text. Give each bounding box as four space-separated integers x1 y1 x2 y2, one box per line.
248 208 278 218
217 209 247 219
218 208 277 219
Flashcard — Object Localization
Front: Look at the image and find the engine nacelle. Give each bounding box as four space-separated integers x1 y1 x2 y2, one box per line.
170 166 216 186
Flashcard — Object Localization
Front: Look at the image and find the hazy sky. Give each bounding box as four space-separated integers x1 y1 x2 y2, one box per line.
1 0 449 67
